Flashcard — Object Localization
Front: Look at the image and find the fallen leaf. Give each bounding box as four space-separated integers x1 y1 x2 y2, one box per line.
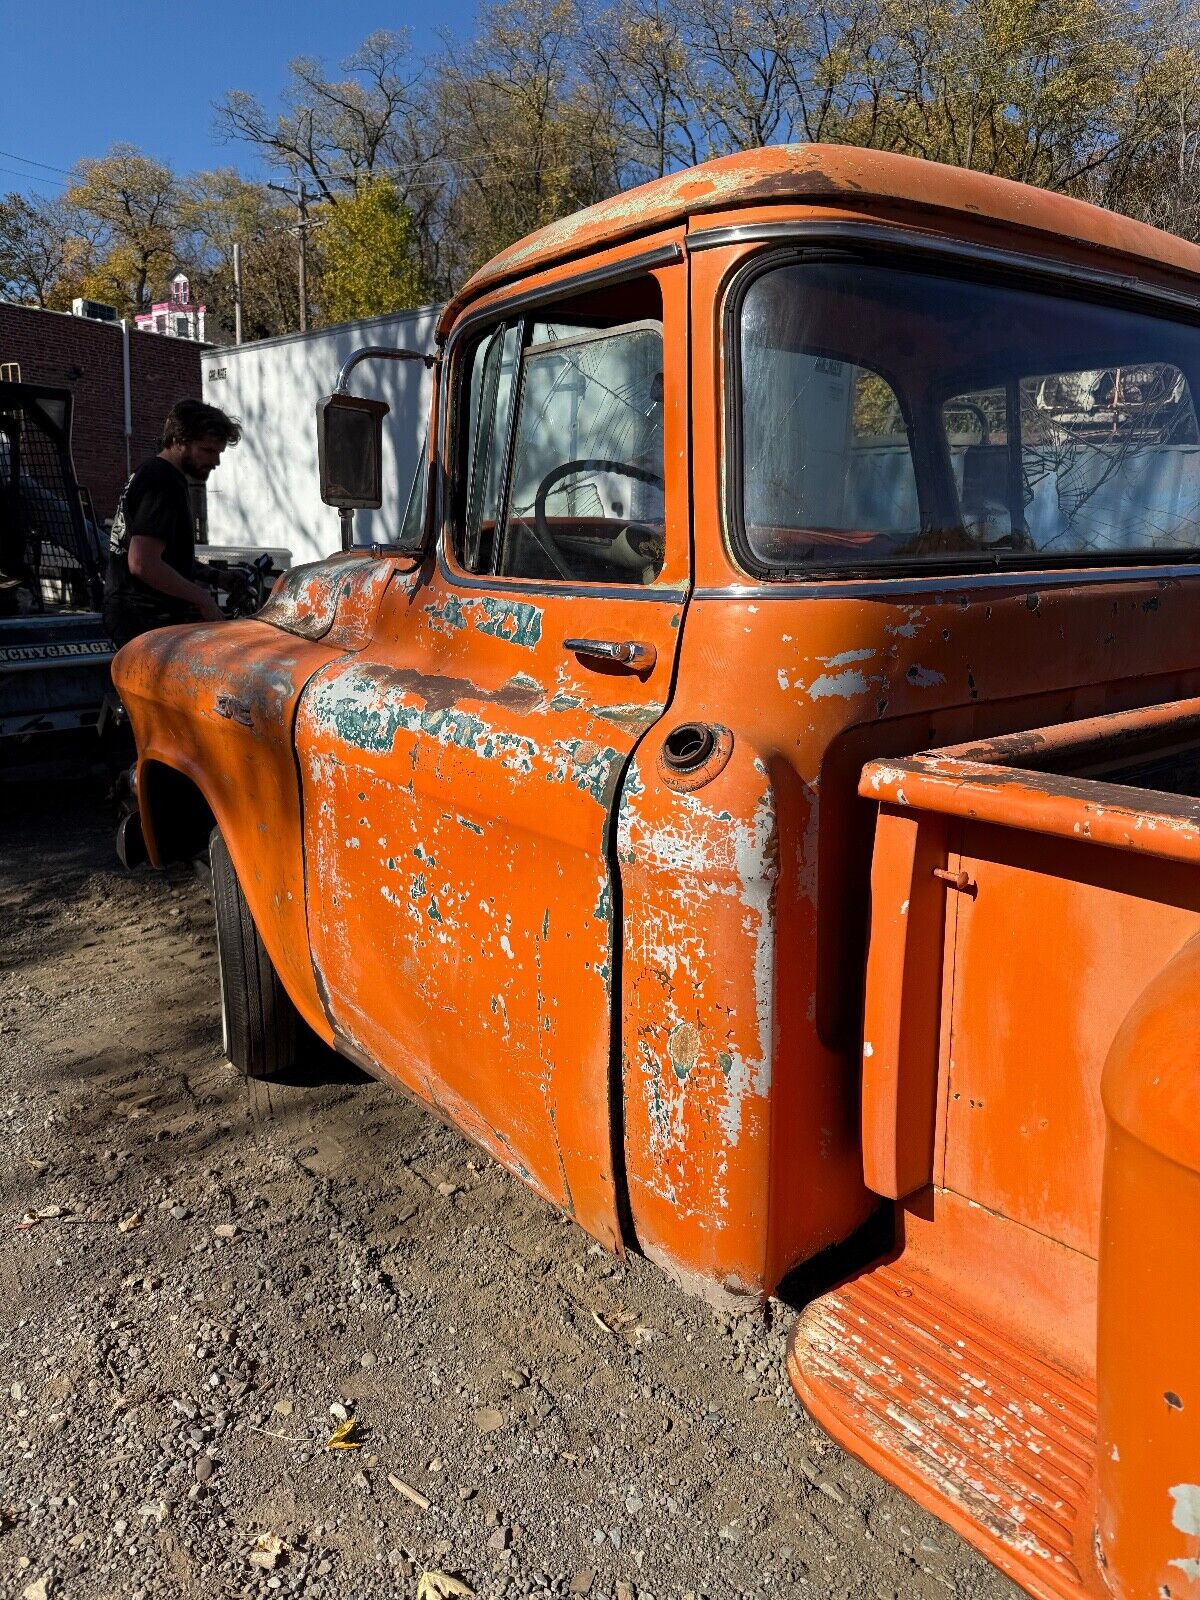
248 1533 287 1570
416 1574 474 1600
387 1473 430 1509
117 1212 141 1234
24 1158 49 1174
325 1415 361 1450
591 1310 614 1334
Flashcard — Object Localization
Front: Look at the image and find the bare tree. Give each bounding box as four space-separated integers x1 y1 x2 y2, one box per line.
0 193 77 307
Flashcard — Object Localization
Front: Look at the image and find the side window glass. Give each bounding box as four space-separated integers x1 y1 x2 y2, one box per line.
400 425 428 548
945 366 1200 554
943 388 1017 544
741 345 918 566
499 324 665 585
1020 364 1199 551
459 324 520 573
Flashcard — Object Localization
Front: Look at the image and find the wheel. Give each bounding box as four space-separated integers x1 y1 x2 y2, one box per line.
209 827 299 1078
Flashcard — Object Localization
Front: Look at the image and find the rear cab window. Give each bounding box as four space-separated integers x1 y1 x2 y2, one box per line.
732 256 1200 578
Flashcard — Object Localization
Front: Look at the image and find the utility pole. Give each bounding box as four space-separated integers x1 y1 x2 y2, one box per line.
232 241 243 346
268 177 316 333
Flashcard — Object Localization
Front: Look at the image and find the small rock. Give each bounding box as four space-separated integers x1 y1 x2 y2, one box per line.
473 1407 505 1433
570 1572 596 1596
616 1584 637 1600
194 1455 214 1483
213 1224 238 1240
329 1402 350 1422
436 1181 458 1198
23 1578 50 1600
273 1399 293 1418
487 1525 511 1552
169 1205 188 1221
359 1352 375 1369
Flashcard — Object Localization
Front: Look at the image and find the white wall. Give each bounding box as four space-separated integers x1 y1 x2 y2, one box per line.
201 304 440 565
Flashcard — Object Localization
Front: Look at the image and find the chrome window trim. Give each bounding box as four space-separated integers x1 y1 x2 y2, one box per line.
437 243 683 587
689 219 1200 317
692 563 1200 601
720 230 1200 584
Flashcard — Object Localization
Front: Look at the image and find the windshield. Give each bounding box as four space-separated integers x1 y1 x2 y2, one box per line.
735 258 1200 576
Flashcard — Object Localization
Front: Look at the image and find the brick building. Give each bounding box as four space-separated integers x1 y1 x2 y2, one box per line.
0 302 205 521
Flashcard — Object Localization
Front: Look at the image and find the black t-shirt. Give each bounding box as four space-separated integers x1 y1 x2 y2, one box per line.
103 457 196 636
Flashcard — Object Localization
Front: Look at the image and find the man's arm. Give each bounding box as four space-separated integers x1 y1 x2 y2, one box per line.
127 535 223 622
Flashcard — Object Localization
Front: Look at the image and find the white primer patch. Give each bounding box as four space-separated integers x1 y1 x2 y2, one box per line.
1171 1483 1200 1536
809 669 869 700
823 647 876 669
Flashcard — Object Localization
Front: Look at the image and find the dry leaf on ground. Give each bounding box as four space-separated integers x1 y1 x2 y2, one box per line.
325 1415 361 1450
416 1573 474 1600
248 1533 287 1570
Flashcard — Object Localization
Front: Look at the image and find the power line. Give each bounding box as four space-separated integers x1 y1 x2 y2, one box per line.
0 165 68 194
0 148 74 177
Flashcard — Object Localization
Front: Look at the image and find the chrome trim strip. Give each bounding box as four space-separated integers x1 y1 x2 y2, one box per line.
455 242 684 335
436 549 687 604
435 243 684 573
686 220 1200 316
692 563 1200 601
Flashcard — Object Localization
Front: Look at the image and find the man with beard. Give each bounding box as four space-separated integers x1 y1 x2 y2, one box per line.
103 399 241 646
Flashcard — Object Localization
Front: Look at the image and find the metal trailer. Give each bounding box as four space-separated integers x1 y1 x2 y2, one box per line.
0 380 114 744
200 305 440 565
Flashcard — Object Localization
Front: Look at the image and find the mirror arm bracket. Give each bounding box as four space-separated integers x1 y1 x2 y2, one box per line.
335 345 436 395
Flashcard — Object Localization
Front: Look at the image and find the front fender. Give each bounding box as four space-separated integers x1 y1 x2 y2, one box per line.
113 618 342 1044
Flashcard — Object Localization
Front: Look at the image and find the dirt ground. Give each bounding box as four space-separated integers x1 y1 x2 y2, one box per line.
0 769 1022 1600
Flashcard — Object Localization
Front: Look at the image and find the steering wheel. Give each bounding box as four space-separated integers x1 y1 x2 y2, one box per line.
531 458 665 581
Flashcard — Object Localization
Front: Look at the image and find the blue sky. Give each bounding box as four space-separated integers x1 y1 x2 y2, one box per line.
0 1 478 199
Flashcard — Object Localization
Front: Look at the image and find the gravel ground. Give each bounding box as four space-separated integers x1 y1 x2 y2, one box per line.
0 771 1022 1600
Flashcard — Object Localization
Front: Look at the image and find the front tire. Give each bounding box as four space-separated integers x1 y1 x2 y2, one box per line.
209 827 298 1078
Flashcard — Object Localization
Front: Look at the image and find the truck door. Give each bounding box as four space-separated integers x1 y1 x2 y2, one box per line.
296 245 689 1249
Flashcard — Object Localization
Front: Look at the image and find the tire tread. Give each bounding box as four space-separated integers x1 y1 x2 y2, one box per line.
209 828 298 1078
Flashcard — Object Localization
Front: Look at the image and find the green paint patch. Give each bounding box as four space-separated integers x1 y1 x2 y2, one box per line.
474 596 543 648
593 702 661 732
717 1051 734 1078
309 667 538 772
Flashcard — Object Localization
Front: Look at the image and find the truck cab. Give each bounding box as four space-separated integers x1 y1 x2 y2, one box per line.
114 145 1200 1598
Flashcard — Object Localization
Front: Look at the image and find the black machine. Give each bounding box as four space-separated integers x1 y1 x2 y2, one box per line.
0 379 115 745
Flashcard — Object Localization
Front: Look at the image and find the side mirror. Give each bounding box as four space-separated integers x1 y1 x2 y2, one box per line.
316 393 391 517
318 345 437 555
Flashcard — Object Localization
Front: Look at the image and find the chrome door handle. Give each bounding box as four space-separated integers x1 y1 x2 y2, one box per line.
563 637 657 672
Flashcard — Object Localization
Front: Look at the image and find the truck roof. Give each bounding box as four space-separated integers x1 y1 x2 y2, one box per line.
444 143 1200 331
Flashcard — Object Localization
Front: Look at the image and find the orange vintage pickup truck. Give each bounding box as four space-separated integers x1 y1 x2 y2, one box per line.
114 146 1200 1598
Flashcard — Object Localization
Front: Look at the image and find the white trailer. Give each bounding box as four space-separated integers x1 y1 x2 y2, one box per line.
201 305 440 566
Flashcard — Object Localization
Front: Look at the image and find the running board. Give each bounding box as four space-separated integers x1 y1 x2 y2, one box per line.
788 1263 1098 1600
